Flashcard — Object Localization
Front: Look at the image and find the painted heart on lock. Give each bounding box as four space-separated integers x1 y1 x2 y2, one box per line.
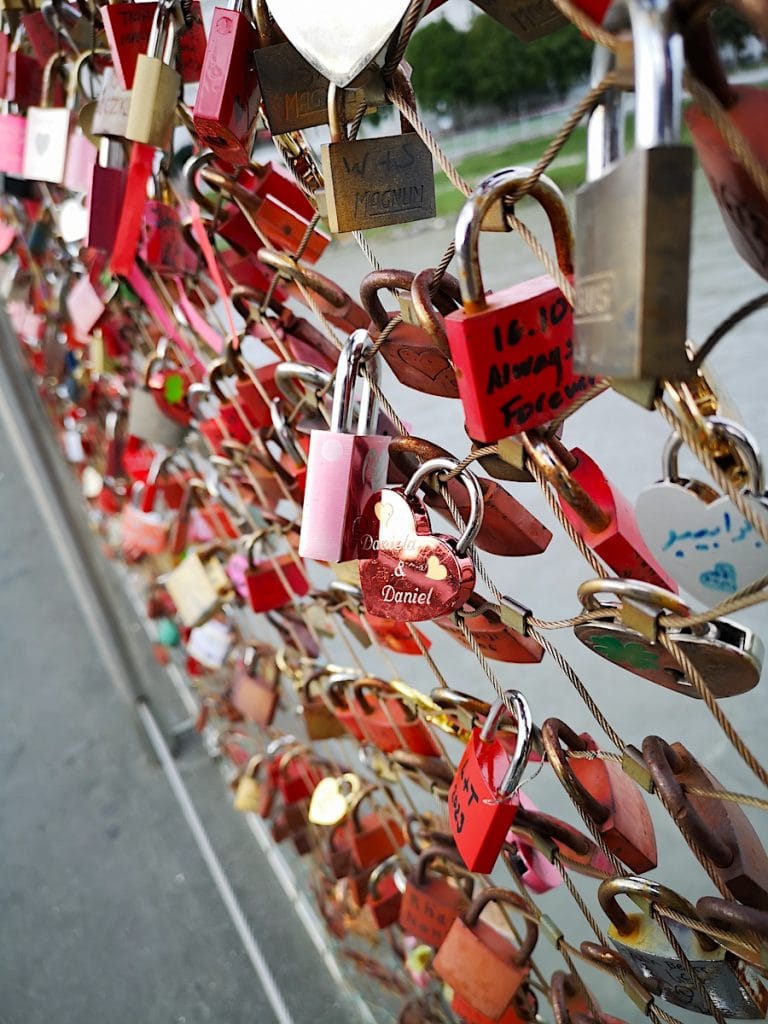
357 487 476 622
635 484 768 604
265 0 411 86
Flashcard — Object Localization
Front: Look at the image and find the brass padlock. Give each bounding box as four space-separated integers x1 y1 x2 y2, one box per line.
233 755 264 813
125 0 181 149
164 548 234 627
599 876 768 1018
320 71 435 234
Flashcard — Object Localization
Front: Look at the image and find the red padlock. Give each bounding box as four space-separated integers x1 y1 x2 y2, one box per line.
325 677 366 742
350 679 442 758
399 845 473 947
433 888 538 1020
349 786 407 870
685 20 768 281
364 857 404 930
120 482 170 556
525 437 677 590
273 746 325 806
444 167 595 442
452 985 539 1024
101 1 157 88
244 542 309 613
192 0 260 167
449 691 533 873
230 647 281 728
542 719 657 874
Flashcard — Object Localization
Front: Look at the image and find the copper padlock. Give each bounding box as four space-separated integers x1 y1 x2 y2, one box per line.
398 844 473 948
433 887 538 1020
542 719 657 874
298 672 348 741
349 785 406 870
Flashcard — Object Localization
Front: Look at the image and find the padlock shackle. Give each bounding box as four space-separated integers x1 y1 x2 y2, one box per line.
512 807 593 860
329 329 380 435
256 248 350 312
368 853 404 899
620 0 683 149
579 941 637 981
462 886 539 964
550 970 590 1024
585 33 627 182
479 690 534 798
327 82 347 145
403 456 484 556
350 782 400 829
641 736 735 868
541 719 610 826
67 48 111 109
410 268 462 358
390 751 454 788
269 397 306 467
577 577 689 617
406 814 455 854
697 896 768 943
454 166 574 312
413 844 474 894
274 360 332 421
597 875 716 948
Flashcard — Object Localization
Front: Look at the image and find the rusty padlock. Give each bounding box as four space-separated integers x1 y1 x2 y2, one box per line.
433 887 538 1020
399 844 473 948
643 736 768 910
542 719 657 874
297 671 349 741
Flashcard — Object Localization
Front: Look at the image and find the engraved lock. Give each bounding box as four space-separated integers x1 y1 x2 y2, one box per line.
433 887 539 1020
359 267 461 398
525 433 677 589
432 593 545 664
320 71 436 233
192 0 260 167
684 16 768 281
92 64 132 139
399 844 473 947
471 0 567 39
541 718 657 873
573 0 693 382
448 690 534 873
349 678 442 757
22 52 72 183
101 0 158 89
252 0 364 134
599 876 768 1018
125 0 181 149
230 646 281 728
636 418 768 604
575 578 763 698
86 138 127 251
643 736 768 911
357 456 483 623
299 329 390 563
444 166 594 442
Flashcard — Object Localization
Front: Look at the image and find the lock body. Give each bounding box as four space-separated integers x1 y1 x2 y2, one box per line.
472 0 567 38
321 134 436 233
126 54 181 147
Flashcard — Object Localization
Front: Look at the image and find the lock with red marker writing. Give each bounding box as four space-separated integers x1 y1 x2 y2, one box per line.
448 690 534 873
444 166 595 442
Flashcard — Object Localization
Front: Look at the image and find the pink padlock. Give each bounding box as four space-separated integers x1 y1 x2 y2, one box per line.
0 110 27 176
299 330 390 563
505 793 562 895
121 481 169 555
63 130 97 193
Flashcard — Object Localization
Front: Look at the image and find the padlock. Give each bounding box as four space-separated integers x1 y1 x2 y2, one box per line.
549 971 619 1024
91 65 132 138
541 719 657 873
164 547 234 627
61 50 102 193
399 844 473 947
233 755 265 813
125 0 181 149
452 985 539 1024
448 690 533 873
357 457 482 623
685 18 768 280
22 52 71 183
126 385 188 448
502 807 562 896
350 679 442 757
325 675 366 742
192 0 260 167
696 897 768 974
120 481 169 556
299 329 390 563
308 771 363 827
636 418 768 604
599 876 768 1018
86 139 127 252
230 647 281 728
101 0 158 89
274 746 326 805
471 0 567 40
525 435 677 589
298 672 348 741
444 167 594 442
575 578 763 699
364 856 404 930
433 887 538 1020
388 435 552 558
349 786 406 870
0 98 27 177
359 267 460 398
573 0 692 381
139 177 197 276
320 76 436 233
244 547 309 614
433 594 545 664
643 736 768 910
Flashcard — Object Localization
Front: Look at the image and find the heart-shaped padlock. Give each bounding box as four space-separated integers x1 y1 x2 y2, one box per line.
264 0 411 86
358 457 483 622
636 418 768 604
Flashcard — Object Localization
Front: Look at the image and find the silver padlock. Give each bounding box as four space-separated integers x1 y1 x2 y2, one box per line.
574 577 763 698
599 876 768 1018
573 0 693 382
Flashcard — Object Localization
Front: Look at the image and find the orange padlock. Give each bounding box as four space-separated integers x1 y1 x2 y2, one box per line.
398 844 473 947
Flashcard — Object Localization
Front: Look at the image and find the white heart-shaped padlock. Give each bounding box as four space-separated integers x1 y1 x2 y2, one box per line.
636 420 768 605
265 0 411 86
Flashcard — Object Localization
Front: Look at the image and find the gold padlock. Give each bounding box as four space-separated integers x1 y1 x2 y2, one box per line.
125 0 181 148
165 548 233 627
233 756 264 813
